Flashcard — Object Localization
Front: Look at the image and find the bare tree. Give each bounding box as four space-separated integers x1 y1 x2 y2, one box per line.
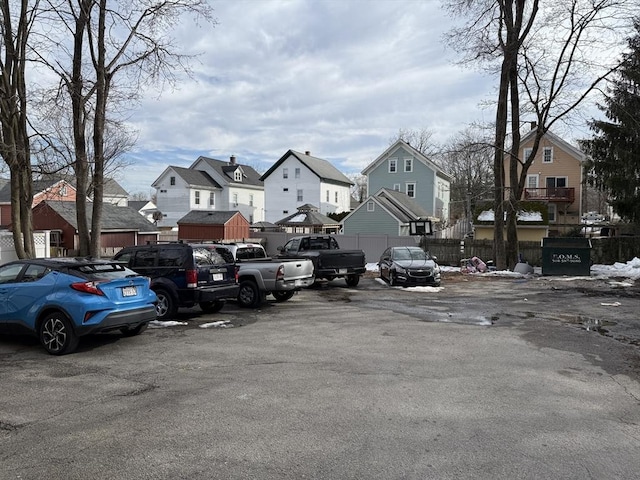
390 127 438 157
33 0 214 256
446 0 632 268
0 0 38 258
440 128 494 224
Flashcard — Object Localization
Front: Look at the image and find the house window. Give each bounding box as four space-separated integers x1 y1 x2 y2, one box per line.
523 148 533 162
234 170 242 181
295 168 300 179
233 193 238 206
406 183 416 198
548 204 557 223
283 188 289 192
367 201 375 212
283 210 289 214
326 190 329 202
59 186 67 196
283 168 288 179
249 194 254 206
404 158 413 172
334 192 338 203
209 192 215 206
249 215 254 223
194 191 200 205
543 147 553 163
393 183 400 191
388 158 397 173
297 189 303 202
170 176 176 186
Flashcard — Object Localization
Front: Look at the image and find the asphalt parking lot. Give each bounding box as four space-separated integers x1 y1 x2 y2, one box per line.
1 272 640 480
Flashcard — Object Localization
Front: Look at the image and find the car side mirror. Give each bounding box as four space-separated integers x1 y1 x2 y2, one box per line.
432 256 438 262
277 246 284 252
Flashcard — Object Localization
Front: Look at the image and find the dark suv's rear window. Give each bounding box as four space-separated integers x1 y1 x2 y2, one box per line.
73 263 136 280
157 248 189 267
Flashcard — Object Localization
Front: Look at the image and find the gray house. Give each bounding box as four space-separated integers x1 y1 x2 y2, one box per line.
341 188 431 236
362 140 452 223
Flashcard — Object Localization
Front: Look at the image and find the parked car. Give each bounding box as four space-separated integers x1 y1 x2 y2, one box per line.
196 242 315 308
0 258 157 355
276 235 366 287
378 246 441 287
113 242 239 319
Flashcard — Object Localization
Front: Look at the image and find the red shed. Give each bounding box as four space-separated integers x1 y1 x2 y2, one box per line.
177 210 250 242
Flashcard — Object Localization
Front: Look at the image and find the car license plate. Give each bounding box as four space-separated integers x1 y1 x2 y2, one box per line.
212 273 224 281
339 268 347 274
122 286 137 297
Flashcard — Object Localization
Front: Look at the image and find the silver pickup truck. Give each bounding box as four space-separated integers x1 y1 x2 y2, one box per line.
194 242 315 308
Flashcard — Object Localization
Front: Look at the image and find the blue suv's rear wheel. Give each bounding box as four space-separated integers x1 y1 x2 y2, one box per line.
39 312 79 355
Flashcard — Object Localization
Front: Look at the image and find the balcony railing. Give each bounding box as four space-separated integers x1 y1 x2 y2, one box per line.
524 187 575 203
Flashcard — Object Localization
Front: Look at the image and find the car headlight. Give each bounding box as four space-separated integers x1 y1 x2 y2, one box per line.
395 266 406 274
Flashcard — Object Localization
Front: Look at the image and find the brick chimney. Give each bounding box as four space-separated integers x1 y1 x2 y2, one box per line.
305 150 311 156
229 155 236 165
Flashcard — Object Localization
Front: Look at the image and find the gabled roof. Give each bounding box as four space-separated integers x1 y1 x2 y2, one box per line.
194 156 263 187
260 150 354 187
343 188 431 225
177 210 243 225
519 129 586 161
103 178 129 197
170 166 222 189
362 139 452 181
36 201 158 232
275 204 340 227
374 188 431 222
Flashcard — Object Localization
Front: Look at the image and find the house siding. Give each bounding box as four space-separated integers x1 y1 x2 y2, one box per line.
31 204 77 250
178 213 250 241
155 169 192 228
342 202 400 236
263 153 350 223
367 144 439 219
101 232 136 248
508 133 584 228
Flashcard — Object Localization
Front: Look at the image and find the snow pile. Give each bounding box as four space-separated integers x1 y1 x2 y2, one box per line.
591 257 640 280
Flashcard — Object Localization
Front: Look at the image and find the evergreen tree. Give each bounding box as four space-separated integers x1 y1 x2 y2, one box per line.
583 20 640 223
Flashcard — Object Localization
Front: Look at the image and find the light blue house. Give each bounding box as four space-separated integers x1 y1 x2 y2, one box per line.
342 188 431 236
361 139 451 223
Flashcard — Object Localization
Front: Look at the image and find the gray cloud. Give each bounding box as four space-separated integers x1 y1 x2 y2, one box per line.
121 0 496 195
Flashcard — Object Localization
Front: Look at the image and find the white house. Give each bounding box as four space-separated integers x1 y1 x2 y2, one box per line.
152 155 264 229
260 150 353 224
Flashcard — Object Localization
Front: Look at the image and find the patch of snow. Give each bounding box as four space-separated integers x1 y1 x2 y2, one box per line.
287 214 307 223
200 321 233 328
149 320 188 328
477 209 543 222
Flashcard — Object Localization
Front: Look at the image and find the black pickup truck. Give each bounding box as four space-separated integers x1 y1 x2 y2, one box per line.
277 235 366 287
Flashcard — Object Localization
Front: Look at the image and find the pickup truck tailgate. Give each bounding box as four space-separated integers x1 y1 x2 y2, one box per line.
280 258 315 281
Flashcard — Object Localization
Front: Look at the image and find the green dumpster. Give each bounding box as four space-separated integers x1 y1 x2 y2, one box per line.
541 237 592 276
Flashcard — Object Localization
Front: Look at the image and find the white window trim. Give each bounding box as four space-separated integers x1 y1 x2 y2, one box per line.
406 182 416 198
523 147 533 163
548 204 557 223
526 174 539 189
404 158 413 173
209 192 215 206
542 147 553 163
388 158 397 173
283 168 288 179
194 190 200 205
393 183 400 191
367 201 375 212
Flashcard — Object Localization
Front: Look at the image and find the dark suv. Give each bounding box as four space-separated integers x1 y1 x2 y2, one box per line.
113 243 239 319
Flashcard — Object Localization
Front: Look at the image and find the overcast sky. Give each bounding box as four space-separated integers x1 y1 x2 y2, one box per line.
117 0 501 196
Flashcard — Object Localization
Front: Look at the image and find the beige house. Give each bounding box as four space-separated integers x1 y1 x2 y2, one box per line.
507 129 586 236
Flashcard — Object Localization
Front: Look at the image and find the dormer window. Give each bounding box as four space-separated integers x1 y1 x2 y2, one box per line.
234 170 242 182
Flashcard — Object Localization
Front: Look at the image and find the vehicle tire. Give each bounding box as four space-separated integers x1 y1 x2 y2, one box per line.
39 312 79 355
154 288 177 320
238 280 263 308
272 290 295 302
121 322 148 337
199 300 225 313
345 275 360 287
